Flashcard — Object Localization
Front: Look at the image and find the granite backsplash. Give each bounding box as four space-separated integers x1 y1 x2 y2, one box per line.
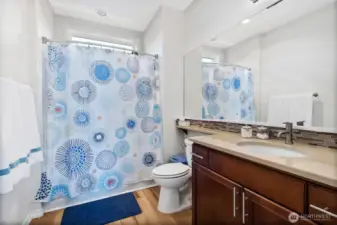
180 119 337 149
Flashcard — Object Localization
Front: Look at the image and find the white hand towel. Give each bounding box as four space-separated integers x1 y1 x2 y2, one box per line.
0 78 22 193
0 78 42 194
288 93 314 127
18 84 43 164
267 93 314 127
267 95 290 125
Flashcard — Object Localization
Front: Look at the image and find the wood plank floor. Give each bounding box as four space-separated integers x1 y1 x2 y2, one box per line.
30 187 192 225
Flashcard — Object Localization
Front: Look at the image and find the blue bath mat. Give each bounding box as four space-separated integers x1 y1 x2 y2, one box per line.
61 193 141 225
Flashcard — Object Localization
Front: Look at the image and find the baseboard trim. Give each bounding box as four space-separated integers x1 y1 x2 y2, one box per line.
22 209 44 225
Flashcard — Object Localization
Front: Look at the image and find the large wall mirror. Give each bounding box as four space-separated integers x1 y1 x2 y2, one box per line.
184 0 337 129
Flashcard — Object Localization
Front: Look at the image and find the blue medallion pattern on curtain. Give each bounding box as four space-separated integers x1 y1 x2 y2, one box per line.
35 44 163 202
202 65 255 121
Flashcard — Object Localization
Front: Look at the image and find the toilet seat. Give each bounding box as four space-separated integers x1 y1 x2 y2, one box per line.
152 163 190 179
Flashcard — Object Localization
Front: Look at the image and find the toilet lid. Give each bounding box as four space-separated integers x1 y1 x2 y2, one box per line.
152 163 190 177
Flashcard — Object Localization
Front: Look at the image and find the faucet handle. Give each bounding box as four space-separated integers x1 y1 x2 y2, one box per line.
282 122 292 125
296 121 305 126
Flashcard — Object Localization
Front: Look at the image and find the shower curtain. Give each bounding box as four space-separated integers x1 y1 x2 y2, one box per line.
202 64 255 122
35 43 163 203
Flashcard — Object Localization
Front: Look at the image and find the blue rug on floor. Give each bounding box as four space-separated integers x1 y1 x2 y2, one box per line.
61 193 141 225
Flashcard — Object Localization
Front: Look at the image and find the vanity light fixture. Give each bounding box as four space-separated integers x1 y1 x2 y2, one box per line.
97 9 107 17
241 19 251 24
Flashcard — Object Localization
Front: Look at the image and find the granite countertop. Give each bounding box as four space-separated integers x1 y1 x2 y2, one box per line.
186 130 337 188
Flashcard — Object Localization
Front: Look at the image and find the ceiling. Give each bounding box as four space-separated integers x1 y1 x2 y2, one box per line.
206 0 337 49
49 0 194 31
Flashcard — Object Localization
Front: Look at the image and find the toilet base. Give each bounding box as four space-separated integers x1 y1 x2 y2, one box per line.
158 188 179 213
157 182 192 214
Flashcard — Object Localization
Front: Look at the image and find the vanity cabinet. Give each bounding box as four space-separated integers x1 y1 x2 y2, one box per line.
193 162 242 225
209 149 306 213
191 144 335 225
308 184 337 225
244 189 316 225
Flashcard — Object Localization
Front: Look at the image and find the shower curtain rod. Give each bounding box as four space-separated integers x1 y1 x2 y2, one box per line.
41 37 159 59
202 62 251 70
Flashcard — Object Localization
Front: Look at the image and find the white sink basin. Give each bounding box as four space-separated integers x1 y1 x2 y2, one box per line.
237 142 306 158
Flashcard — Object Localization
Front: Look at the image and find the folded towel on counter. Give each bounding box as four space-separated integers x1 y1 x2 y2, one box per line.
0 78 42 194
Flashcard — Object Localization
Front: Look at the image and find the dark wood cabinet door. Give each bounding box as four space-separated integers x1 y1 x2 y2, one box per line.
308 184 337 225
193 162 242 225
244 189 317 225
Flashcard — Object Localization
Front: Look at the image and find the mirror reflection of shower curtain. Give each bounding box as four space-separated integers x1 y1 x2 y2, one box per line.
202 64 255 122
35 43 163 207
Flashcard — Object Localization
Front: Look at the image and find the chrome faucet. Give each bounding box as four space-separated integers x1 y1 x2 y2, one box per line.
277 122 294 145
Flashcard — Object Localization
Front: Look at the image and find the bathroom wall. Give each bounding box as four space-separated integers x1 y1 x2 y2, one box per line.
201 46 226 63
54 15 143 50
143 9 163 55
0 0 30 84
143 7 185 162
184 47 203 118
0 0 53 224
35 0 54 134
224 3 337 127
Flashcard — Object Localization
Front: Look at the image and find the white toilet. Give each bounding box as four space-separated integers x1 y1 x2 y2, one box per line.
152 139 193 213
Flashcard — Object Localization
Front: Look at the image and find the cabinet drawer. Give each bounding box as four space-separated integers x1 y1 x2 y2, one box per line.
209 150 305 213
308 184 337 225
192 144 209 167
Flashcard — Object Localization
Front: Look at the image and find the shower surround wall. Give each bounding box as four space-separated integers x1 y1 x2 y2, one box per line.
35 43 163 209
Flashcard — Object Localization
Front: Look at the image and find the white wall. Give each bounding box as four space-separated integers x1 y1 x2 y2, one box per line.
161 7 185 161
143 9 163 55
201 46 226 63
224 3 337 127
36 0 54 134
143 7 185 162
184 0 278 54
54 15 143 50
0 0 53 224
0 0 29 84
184 47 203 118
